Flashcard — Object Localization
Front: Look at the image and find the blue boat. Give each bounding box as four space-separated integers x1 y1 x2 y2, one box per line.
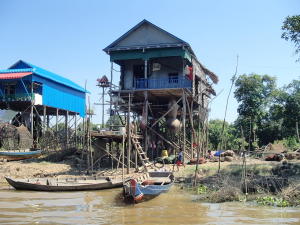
0 150 42 161
123 171 174 203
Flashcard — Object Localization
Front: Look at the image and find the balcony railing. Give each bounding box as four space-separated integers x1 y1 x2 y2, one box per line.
135 76 192 89
0 93 34 102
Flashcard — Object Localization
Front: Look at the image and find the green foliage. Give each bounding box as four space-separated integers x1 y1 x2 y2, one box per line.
233 74 300 148
208 119 240 150
234 74 276 119
196 184 208 194
256 196 290 207
281 15 300 61
276 137 300 151
234 74 276 150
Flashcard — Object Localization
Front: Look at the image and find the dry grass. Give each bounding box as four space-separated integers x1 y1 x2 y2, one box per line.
280 183 300 206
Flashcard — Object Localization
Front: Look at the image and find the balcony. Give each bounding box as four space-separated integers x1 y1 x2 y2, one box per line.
0 93 34 102
135 76 192 90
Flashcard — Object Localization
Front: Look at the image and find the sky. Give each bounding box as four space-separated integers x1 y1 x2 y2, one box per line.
0 0 299 124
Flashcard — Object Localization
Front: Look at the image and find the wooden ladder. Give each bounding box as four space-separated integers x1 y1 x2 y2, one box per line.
130 133 153 171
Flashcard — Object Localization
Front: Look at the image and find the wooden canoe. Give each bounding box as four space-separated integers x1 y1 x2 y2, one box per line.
0 150 42 161
123 171 174 203
5 176 123 192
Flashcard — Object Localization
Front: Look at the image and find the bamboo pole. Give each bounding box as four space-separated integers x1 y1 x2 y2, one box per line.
182 89 186 162
127 93 131 174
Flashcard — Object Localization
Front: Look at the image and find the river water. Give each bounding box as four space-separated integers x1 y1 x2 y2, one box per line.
0 186 299 225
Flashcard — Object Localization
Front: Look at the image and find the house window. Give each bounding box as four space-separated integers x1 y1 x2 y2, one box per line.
4 84 16 95
168 73 178 83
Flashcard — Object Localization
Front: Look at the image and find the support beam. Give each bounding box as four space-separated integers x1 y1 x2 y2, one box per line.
74 115 77 148
150 97 183 128
182 89 186 162
43 105 46 135
126 93 131 174
144 59 148 158
65 111 69 149
109 61 113 130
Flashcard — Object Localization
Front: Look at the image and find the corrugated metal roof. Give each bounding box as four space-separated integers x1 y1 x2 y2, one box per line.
6 60 88 93
0 72 33 79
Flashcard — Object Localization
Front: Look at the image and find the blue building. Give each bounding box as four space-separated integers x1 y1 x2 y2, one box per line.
0 60 87 117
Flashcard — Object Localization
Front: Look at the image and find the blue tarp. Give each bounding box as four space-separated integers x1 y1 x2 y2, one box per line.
214 150 224 157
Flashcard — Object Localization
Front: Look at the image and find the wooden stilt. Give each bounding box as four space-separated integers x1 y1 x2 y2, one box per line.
182 89 186 162
127 93 131 174
43 105 46 135
65 110 69 149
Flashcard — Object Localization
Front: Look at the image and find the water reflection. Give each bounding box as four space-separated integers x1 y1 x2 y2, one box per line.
0 186 299 224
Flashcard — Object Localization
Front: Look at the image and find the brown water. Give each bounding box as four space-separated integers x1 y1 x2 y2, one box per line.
0 186 299 225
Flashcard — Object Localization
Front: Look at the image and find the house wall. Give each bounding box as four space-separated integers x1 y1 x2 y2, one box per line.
33 75 86 117
121 57 184 90
115 23 181 48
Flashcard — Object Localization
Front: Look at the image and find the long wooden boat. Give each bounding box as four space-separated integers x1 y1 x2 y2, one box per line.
0 150 42 161
123 171 174 204
5 176 123 192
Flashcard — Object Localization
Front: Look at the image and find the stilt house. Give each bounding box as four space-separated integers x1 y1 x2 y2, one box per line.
103 20 218 170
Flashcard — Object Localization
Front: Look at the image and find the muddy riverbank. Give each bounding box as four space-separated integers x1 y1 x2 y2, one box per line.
178 158 300 207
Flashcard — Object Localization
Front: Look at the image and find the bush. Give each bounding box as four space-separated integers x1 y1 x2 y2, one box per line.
276 137 300 151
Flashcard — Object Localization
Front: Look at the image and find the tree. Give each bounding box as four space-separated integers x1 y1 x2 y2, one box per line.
234 74 276 150
208 119 240 150
281 15 300 61
283 79 300 142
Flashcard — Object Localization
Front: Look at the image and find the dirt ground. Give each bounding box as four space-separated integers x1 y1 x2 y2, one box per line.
0 156 298 189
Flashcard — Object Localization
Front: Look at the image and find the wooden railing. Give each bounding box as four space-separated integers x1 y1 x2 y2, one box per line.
135 76 192 89
0 93 34 102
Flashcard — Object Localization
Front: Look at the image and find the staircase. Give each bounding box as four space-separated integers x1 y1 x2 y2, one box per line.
130 132 153 171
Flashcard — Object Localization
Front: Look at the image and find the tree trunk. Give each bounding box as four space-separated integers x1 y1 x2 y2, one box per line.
296 121 300 144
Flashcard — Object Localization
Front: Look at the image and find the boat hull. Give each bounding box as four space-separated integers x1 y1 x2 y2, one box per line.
0 150 42 161
123 172 174 203
5 177 123 192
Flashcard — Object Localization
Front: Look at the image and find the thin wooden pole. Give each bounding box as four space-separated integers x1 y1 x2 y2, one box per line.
182 89 186 162
144 59 148 158
122 134 125 183
88 97 93 174
74 115 77 148
296 121 300 143
65 111 69 149
102 86 105 129
127 93 131 174
151 97 183 128
43 105 46 135
109 62 113 130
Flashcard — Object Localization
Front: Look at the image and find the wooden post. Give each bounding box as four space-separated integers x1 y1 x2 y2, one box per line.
65 111 69 149
126 93 131 174
182 89 186 162
56 108 59 150
30 81 34 138
43 105 46 135
56 109 59 133
296 121 300 143
74 115 77 148
109 61 113 130
122 134 125 183
194 102 202 182
110 141 113 170
144 59 148 158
